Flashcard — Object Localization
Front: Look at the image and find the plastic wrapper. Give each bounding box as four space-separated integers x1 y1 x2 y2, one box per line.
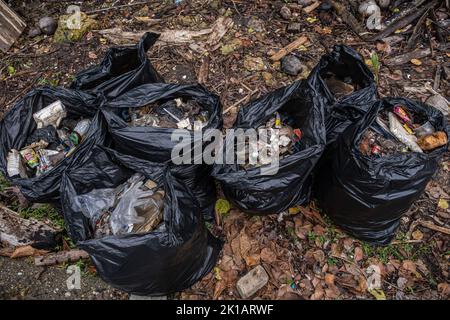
61 145 221 295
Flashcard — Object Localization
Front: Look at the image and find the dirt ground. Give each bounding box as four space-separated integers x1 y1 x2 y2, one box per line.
0 0 449 300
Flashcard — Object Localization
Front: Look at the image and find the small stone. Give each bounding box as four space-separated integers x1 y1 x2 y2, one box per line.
280 6 292 20
38 16 57 35
64 292 71 297
287 22 301 33
426 94 449 116
236 265 269 299
298 0 314 6
318 1 333 11
262 72 274 85
247 16 265 32
28 27 42 38
281 55 304 76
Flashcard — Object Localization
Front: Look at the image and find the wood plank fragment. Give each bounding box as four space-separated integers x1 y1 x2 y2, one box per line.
0 0 26 52
34 249 89 266
0 203 59 249
419 220 450 236
385 48 431 65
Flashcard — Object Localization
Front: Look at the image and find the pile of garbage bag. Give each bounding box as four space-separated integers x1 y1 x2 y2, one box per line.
1 33 448 295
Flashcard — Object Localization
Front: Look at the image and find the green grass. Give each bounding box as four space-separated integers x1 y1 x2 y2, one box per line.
286 225 296 239
307 230 317 242
327 257 338 266
0 174 10 192
19 204 65 230
361 232 433 263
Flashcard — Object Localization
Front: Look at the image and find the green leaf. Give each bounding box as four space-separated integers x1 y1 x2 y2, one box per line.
215 199 231 216
368 288 386 300
438 199 449 210
7 65 16 76
370 51 380 84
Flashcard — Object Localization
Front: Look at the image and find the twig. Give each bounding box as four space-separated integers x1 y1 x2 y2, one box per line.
406 9 429 50
5 72 42 107
223 88 258 114
390 239 423 245
330 255 368 280
424 82 450 104
303 1 320 14
270 36 308 61
385 48 431 66
419 220 450 235
34 249 89 266
329 0 366 37
86 1 150 14
433 65 442 91
369 0 438 41
0 37 45 64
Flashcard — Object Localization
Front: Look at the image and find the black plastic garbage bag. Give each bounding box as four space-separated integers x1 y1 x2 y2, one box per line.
212 80 326 214
0 87 107 202
60 145 221 295
101 83 223 219
70 32 164 100
315 97 450 245
307 45 377 145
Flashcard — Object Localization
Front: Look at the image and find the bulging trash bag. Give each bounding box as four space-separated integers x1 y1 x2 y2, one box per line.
212 80 326 214
70 32 164 100
315 97 450 245
101 83 223 219
307 45 377 145
61 145 221 295
0 87 107 202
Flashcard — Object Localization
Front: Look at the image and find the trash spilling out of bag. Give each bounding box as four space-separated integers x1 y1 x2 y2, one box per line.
237 112 304 169
359 104 448 157
6 100 92 179
212 80 326 215
74 173 164 239
315 97 450 245
101 83 223 221
127 97 210 130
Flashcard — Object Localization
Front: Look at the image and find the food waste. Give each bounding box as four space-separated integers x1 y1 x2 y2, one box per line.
359 105 448 157
6 100 92 178
239 112 303 169
74 173 164 239
128 98 209 131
